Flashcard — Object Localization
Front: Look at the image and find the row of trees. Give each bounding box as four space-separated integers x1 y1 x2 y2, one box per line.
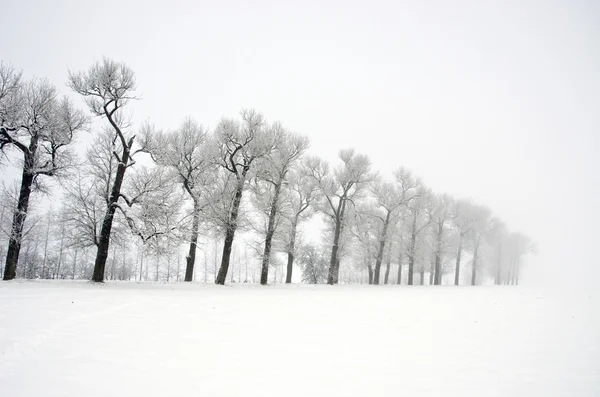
0 58 534 285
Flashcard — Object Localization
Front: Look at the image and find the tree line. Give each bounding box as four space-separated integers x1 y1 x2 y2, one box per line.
0 58 535 285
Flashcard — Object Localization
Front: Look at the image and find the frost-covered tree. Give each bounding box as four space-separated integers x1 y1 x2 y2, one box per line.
297 243 329 284
213 109 275 285
307 150 374 284
279 167 319 283
429 193 454 285
405 183 432 285
254 126 308 285
69 58 156 282
154 117 215 281
1 64 87 279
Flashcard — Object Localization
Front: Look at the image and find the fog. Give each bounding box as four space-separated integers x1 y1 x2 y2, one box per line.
3 0 599 288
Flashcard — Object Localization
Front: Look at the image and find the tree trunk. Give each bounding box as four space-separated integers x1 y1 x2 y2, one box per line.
373 212 391 285
42 214 51 279
56 224 65 279
261 182 283 285
184 199 200 282
397 252 403 285
285 219 298 284
434 222 443 285
216 180 245 285
383 253 391 285
3 166 35 280
495 244 502 285
72 247 78 279
471 236 480 286
454 234 463 286
419 265 425 285
328 199 346 285
92 140 132 282
367 265 373 285
407 211 417 285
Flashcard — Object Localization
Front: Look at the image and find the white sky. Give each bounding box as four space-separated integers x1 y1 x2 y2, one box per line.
3 0 599 287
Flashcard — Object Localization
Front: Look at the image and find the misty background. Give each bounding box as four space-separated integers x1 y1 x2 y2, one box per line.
3 0 599 287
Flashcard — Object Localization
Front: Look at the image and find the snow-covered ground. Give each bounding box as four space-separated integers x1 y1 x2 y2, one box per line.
0 281 598 397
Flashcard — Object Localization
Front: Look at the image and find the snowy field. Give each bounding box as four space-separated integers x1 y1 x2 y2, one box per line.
0 281 598 397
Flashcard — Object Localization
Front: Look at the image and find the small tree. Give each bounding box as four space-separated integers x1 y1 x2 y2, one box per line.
298 244 329 284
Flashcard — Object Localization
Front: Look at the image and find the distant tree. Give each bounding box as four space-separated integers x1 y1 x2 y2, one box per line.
451 199 478 285
298 244 329 284
429 194 454 285
505 232 535 285
469 205 493 285
1 63 87 279
254 127 309 285
154 117 215 281
279 167 318 283
350 205 379 284
405 183 432 285
307 150 374 284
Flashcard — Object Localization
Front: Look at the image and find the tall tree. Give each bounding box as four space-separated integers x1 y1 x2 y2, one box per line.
280 167 318 283
405 183 431 285
213 109 274 285
451 199 478 285
469 205 492 285
254 127 308 285
154 117 214 281
69 58 155 282
429 194 454 285
1 64 87 279
307 150 374 284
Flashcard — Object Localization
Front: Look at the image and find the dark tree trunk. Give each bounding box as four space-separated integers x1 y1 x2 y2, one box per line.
471 236 480 286
367 265 373 285
184 200 200 282
92 138 133 282
3 165 35 280
407 211 417 285
429 260 435 285
216 180 245 285
373 212 391 285
261 183 283 285
434 222 443 285
328 199 346 285
397 253 403 285
454 234 463 286
285 220 297 284
383 252 391 285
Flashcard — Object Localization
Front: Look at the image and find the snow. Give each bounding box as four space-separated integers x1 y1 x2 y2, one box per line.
0 281 598 397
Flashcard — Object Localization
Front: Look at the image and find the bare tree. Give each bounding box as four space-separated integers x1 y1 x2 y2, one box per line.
405 183 432 285
429 193 454 285
307 150 374 284
1 64 87 279
254 126 309 285
69 58 155 282
451 199 479 285
213 109 275 285
154 117 215 281
469 205 492 285
280 167 318 283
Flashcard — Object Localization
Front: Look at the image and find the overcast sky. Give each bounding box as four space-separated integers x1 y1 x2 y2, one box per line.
3 0 599 287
